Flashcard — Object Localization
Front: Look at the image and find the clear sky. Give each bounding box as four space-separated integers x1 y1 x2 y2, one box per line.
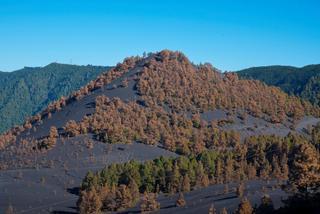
1 0 319 72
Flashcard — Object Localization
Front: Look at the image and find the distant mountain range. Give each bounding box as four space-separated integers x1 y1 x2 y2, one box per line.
0 63 111 133
237 64 320 105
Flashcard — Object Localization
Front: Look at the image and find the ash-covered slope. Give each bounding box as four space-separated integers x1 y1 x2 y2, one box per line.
1 50 320 213
0 55 179 213
2 50 319 149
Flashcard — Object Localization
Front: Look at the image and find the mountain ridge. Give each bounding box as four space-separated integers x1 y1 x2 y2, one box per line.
2 50 319 150
1 50 319 213
0 63 111 133
237 64 320 105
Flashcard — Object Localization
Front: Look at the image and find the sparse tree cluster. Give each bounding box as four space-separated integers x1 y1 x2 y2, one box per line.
42 126 59 149
71 96 243 155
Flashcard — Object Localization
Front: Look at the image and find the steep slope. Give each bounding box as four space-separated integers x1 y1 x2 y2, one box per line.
1 51 319 213
0 63 111 133
0 55 179 213
2 51 319 151
237 64 320 105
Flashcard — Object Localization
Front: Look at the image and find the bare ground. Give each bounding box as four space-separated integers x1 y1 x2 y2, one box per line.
1 64 318 213
0 135 177 214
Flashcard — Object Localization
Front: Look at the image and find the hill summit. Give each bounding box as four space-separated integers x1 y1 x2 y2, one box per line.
1 50 320 213
1 50 319 152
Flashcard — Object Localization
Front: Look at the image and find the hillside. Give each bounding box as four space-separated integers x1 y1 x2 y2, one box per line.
0 63 110 133
1 51 319 213
237 64 320 105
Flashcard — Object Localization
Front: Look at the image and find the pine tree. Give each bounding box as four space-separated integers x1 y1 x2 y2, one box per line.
224 155 234 182
247 164 257 180
81 171 98 190
115 184 133 209
176 192 186 207
78 188 102 214
255 194 274 214
140 192 160 213
49 126 58 138
215 158 223 184
64 120 80 137
201 174 210 187
128 179 140 203
43 126 59 148
181 174 191 192
141 161 156 192
170 162 181 193
223 184 229 194
272 156 282 179
208 203 216 214
196 162 209 187
98 184 109 203
235 197 253 214
220 207 228 214
102 184 117 211
236 182 245 198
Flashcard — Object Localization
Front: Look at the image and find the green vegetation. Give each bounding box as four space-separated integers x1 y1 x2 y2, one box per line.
74 51 320 213
60 51 319 158
0 63 110 133
2 51 319 213
237 64 320 105
78 131 320 212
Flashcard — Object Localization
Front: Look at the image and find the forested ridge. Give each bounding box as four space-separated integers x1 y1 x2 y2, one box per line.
0 63 110 133
75 51 320 213
4 51 318 153
237 64 320 105
1 51 320 213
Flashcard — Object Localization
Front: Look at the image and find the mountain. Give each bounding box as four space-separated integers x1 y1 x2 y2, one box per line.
1 51 319 213
237 64 320 105
0 63 111 133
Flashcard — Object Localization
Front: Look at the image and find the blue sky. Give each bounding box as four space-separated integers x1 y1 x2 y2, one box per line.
0 0 319 71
